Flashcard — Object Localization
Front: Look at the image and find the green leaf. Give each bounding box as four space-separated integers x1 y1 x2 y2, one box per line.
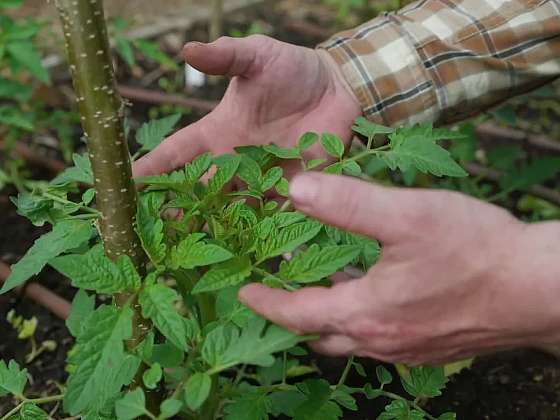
342 160 362 176
201 324 238 368
169 233 233 270
320 133 345 159
262 167 283 192
238 155 263 191
377 399 424 420
209 315 308 371
51 153 93 185
115 389 146 420
0 360 27 397
264 144 301 160
0 77 32 102
323 162 344 174
185 153 212 184
1 220 92 293
332 385 358 411
184 372 212 411
6 41 50 83
208 154 241 194
151 342 184 368
136 114 181 152
116 36 135 67
134 39 178 70
18 403 48 420
142 362 162 390
437 413 456 420
50 245 141 294
352 117 394 139
382 132 467 177
256 221 322 262
66 289 95 337
324 226 380 269
64 305 136 415
500 157 560 193
298 132 319 151
0 0 24 8
307 159 326 170
376 365 393 386
224 389 271 420
276 177 289 197
279 244 361 283
192 256 252 294
136 192 166 265
401 366 447 398
0 106 34 131
294 379 342 420
139 284 189 350
160 399 182 419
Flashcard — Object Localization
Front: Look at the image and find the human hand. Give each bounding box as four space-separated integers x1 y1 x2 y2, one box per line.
239 173 560 365
133 35 361 177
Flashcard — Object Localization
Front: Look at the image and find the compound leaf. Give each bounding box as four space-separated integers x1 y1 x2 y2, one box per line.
139 283 189 350
64 305 136 415
1 220 92 294
50 245 141 294
224 389 271 420
320 133 345 159
66 289 96 337
0 360 27 398
184 372 212 411
136 114 181 152
210 315 308 371
279 244 361 283
115 388 146 420
192 256 252 294
169 233 233 270
256 221 322 262
382 131 466 178
136 193 166 265
401 366 447 399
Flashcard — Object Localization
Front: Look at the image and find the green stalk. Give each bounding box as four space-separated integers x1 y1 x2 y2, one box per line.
210 0 224 42
54 0 157 411
54 0 142 267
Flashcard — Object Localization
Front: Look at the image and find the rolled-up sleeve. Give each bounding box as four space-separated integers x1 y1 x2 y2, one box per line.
318 0 560 127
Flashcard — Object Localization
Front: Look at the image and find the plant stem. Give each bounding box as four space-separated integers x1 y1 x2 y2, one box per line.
336 356 354 388
210 0 224 42
53 0 156 412
1 395 64 420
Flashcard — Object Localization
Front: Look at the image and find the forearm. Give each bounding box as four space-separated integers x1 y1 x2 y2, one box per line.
319 0 560 127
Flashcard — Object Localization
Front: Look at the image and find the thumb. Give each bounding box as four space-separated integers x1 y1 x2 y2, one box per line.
289 173 429 244
183 36 267 78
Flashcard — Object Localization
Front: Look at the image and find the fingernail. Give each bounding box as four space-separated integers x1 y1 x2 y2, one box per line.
289 174 318 206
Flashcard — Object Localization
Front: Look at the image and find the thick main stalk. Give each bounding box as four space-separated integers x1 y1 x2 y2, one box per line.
54 0 143 267
54 1 155 406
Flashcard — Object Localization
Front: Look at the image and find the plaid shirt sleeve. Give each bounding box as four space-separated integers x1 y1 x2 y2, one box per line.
318 0 560 127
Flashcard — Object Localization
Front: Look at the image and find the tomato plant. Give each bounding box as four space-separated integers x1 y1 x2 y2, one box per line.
0 1 481 419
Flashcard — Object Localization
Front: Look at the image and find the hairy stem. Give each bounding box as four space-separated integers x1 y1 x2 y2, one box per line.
53 0 156 412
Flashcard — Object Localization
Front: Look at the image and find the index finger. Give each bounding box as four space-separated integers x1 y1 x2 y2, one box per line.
238 282 361 335
133 118 210 177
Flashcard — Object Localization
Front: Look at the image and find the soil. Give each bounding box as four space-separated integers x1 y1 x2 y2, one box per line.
2 0 560 419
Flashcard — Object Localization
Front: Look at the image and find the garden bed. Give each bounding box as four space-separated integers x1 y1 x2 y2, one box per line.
1 0 560 419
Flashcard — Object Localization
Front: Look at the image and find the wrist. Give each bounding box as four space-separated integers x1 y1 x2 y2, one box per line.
316 48 362 119
496 221 560 348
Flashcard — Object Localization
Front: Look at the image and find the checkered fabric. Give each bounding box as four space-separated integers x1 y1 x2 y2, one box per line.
318 0 560 127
